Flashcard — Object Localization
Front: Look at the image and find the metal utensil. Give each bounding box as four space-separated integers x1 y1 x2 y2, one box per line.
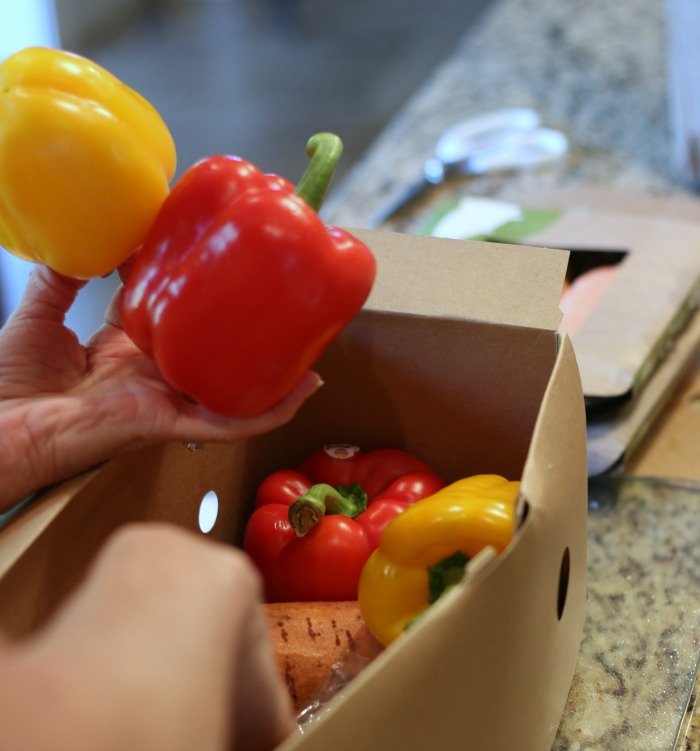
371 108 568 226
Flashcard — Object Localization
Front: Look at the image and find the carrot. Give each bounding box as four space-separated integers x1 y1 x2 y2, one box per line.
264 600 383 713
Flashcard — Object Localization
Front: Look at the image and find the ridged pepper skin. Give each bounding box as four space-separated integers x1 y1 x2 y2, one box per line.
0 47 175 278
120 135 376 417
358 474 520 646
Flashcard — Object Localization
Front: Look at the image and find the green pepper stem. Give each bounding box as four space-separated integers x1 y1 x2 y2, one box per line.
288 482 367 536
427 550 471 604
295 133 343 212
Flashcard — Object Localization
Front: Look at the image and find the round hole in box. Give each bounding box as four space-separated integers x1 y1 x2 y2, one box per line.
557 547 570 621
198 490 219 534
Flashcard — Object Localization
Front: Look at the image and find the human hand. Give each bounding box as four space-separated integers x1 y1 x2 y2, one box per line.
0 522 295 751
0 266 323 510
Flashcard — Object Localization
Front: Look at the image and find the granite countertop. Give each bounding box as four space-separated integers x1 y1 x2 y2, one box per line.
322 0 677 230
322 0 700 748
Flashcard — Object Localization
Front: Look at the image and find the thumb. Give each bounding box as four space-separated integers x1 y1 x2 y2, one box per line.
9 266 86 325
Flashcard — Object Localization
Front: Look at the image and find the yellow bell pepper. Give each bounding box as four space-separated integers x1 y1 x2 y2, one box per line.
0 46 176 278
358 474 519 646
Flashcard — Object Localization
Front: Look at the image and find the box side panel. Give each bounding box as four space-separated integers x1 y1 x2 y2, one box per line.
0 439 285 636
279 519 579 751
515 333 589 740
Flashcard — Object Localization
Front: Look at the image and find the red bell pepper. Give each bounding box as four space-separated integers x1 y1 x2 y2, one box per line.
120 133 376 417
243 444 445 601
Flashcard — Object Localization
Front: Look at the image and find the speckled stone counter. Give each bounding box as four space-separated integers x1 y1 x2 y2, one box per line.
322 1 700 748
559 478 700 751
322 0 677 230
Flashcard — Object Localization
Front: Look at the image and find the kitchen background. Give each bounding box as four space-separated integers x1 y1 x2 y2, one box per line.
0 0 491 339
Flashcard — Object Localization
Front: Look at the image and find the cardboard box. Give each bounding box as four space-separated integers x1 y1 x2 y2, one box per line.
525 201 700 476
0 231 588 751
424 188 700 475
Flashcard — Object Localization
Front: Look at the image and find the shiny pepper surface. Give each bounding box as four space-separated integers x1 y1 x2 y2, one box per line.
121 133 376 417
244 445 445 602
358 474 520 646
0 47 175 278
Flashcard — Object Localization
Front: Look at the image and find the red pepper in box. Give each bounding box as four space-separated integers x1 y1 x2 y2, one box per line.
121 133 376 417
243 445 445 602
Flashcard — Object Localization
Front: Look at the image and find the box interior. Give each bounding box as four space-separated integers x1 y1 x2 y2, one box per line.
229 310 559 541
0 252 563 635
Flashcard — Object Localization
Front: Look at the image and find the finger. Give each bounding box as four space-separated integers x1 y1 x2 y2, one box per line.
9 266 87 325
174 371 324 443
232 598 296 751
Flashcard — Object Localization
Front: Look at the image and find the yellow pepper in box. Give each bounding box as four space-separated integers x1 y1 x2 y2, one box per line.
358 474 519 646
0 47 175 278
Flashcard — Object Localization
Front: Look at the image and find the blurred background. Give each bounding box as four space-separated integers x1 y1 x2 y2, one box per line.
0 0 492 339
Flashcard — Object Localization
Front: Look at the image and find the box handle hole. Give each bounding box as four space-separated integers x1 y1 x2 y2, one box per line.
557 547 570 620
198 490 219 534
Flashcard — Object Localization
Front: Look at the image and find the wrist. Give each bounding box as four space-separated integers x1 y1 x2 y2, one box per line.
0 401 43 510
0 395 133 512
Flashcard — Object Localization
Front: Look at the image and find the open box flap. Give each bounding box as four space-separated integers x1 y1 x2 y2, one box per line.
351 229 567 332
